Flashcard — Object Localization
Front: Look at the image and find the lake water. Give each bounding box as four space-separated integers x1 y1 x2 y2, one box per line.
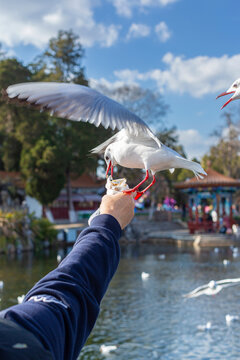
1 243 240 359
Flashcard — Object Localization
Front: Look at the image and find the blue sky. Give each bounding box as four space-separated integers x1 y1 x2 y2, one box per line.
1 0 240 159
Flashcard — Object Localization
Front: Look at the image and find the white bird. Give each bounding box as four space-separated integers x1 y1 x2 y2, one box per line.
100 344 117 355
197 321 212 331
217 78 240 109
141 272 150 280
0 281 4 290
183 278 240 298
17 295 25 304
4 82 206 199
225 314 239 325
223 259 230 266
158 254 166 260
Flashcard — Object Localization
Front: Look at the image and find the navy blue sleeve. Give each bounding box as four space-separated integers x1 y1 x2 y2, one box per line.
0 214 121 360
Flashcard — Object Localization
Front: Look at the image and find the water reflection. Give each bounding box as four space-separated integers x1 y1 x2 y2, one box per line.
0 244 240 359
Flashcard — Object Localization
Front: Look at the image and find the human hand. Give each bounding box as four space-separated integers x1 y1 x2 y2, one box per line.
100 192 135 229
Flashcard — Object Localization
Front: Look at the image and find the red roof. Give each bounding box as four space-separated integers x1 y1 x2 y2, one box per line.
0 171 104 190
0 171 25 189
70 173 105 188
175 168 240 189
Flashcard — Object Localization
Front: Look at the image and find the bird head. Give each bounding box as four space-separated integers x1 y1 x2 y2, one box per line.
217 78 240 109
104 146 116 178
208 280 216 289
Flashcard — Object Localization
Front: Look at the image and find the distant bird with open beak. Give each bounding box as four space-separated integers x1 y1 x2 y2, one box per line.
3 82 206 199
217 78 240 109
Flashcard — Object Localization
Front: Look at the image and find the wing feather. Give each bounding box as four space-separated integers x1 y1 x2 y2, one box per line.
4 82 160 146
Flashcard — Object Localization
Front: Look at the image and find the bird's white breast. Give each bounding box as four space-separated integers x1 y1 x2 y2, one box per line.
112 141 148 169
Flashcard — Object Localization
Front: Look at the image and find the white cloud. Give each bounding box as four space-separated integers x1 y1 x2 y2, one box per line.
113 53 240 98
112 0 178 18
177 129 216 159
0 0 120 49
43 10 63 25
89 77 129 91
127 23 151 40
155 22 171 42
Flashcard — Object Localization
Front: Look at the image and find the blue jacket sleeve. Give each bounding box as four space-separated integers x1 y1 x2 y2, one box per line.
0 214 121 360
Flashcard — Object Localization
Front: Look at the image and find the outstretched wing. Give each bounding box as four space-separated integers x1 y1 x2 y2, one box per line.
4 82 160 147
183 283 208 298
217 278 240 288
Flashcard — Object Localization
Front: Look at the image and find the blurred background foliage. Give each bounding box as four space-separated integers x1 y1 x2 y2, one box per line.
0 29 238 208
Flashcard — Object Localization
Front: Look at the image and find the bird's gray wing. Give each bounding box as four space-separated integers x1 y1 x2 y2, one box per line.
217 278 240 288
4 82 161 147
129 131 162 149
183 283 208 298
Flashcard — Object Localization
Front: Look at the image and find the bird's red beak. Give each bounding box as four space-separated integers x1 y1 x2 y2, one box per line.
106 161 112 177
221 97 234 110
216 91 235 99
216 91 235 110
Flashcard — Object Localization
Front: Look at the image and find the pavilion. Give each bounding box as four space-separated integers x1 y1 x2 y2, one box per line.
174 168 240 234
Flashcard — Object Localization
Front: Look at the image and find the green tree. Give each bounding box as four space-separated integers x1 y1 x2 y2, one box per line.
20 138 66 205
30 30 88 84
0 58 32 170
202 113 240 178
29 30 110 214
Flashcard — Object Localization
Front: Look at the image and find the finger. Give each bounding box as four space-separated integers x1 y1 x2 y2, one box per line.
132 192 137 199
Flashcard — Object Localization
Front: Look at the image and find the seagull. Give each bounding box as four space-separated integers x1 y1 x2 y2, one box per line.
217 78 240 109
225 314 239 325
100 344 117 355
183 278 240 298
3 82 207 199
197 321 212 331
141 272 150 280
17 295 25 304
223 259 230 266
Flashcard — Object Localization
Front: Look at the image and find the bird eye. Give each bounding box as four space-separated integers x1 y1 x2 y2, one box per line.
105 156 109 161
233 83 238 88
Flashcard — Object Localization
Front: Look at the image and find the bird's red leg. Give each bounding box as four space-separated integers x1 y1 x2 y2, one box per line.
134 175 156 200
105 161 112 177
123 170 149 194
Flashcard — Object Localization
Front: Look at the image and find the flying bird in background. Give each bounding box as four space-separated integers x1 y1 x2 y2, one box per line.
3 82 206 199
184 278 240 298
217 78 240 109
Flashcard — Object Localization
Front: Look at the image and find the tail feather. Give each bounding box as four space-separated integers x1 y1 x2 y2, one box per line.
176 157 207 178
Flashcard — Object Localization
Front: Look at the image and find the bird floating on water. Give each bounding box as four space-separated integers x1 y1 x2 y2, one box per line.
197 321 212 331
141 272 150 280
223 259 230 266
3 82 206 199
100 344 117 355
17 295 25 304
184 278 240 298
225 314 239 325
217 78 240 109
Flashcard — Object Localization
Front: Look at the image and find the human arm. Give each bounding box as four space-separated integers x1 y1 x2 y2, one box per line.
0 193 135 360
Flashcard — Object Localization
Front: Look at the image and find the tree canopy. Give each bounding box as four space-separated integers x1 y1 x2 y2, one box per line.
0 31 110 205
0 29 195 207
202 113 240 178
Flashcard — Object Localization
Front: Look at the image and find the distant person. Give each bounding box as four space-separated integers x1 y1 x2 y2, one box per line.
0 192 135 360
